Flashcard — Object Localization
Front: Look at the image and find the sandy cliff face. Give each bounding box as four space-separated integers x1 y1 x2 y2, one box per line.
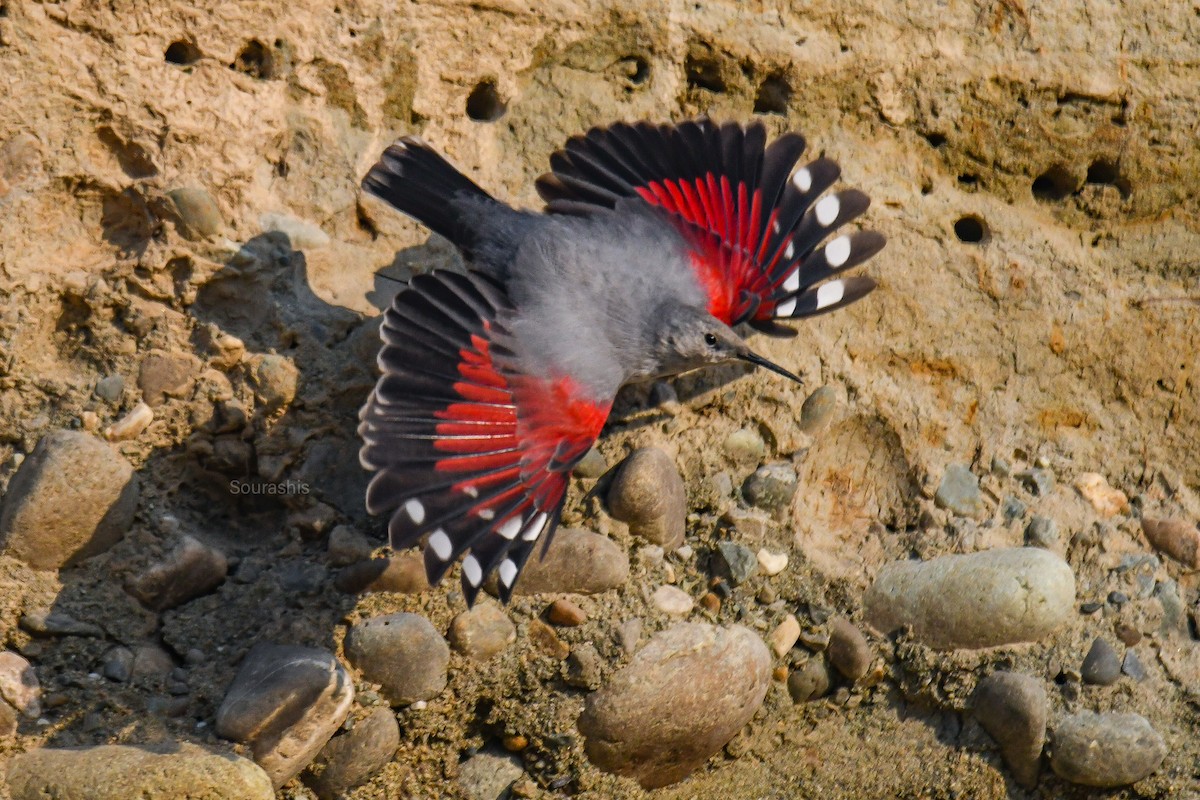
0 0 1197 797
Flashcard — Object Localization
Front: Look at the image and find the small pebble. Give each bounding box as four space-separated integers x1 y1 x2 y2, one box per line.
102 647 134 682
756 548 788 576
1024 515 1058 548
1016 468 1055 496
652 585 693 616
713 541 758 585
344 613 449 705
699 592 720 613
547 599 587 627
1080 601 1103 615
0 652 41 720
1140 517 1199 569
1121 650 1147 682
138 350 200 406
1074 473 1128 518
250 354 299 410
768 614 800 658
20 610 104 638
527 618 570 660
127 535 227 611
799 385 839 433
934 464 986 518
168 186 224 238
787 657 831 702
826 617 872 680
260 211 330 249
1080 638 1121 686
502 734 528 752
972 671 1047 789
798 628 830 651
1108 591 1128 607
1050 712 1166 788
741 464 797 512
457 748 523 800
565 642 603 689
1114 622 1141 646
448 604 516 661
94 375 125 403
104 402 153 441
1001 496 1026 523
617 618 642 654
722 426 766 464
755 585 777 604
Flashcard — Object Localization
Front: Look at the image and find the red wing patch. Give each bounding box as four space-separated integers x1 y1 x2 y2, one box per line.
535 119 885 330
359 270 611 605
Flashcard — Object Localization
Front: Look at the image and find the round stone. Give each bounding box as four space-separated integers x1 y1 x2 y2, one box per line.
972 671 1047 789
1050 712 1167 788
448 603 516 661
345 613 449 706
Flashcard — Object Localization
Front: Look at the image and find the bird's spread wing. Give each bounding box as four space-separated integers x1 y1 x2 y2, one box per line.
535 119 884 333
359 270 611 604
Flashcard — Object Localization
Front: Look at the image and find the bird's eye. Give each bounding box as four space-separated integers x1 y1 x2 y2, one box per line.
704 333 718 347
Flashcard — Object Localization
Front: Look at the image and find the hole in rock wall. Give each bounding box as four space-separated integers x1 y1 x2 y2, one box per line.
1032 164 1077 202
753 74 790 115
953 215 988 244
466 80 506 122
165 40 201 65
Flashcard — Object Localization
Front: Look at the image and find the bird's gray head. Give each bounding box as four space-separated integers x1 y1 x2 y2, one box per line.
646 303 803 384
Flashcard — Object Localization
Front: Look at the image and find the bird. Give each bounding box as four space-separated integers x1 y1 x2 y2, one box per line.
357 118 885 606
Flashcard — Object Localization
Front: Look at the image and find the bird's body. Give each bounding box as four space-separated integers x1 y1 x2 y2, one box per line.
359 119 885 604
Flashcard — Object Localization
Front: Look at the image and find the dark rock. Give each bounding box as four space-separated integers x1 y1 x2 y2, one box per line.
1080 637 1121 685
326 525 373 566
1121 650 1148 682
1001 496 1026 523
741 464 797 512
826 617 872 681
787 657 831 702
19 609 104 638
94 374 125 403
972 671 1047 789
344 613 449 706
713 541 758 585
216 643 354 787
303 707 399 799
0 430 139 569
578 623 770 789
1017 468 1055 497
127 535 227 611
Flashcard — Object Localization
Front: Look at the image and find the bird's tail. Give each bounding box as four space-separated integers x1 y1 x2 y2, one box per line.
361 137 498 256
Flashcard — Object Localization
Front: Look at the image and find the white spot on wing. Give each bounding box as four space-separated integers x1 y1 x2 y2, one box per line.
428 529 452 561
776 297 797 317
825 235 852 268
522 512 548 541
462 485 479 499
404 499 425 525
498 515 523 540
499 558 518 587
783 269 800 293
784 241 795 260
816 280 846 309
462 555 483 587
477 508 495 521
815 195 840 227
794 167 812 192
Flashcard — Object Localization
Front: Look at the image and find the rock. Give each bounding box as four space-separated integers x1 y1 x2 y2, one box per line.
1024 515 1059 548
1122 650 1148 682
448 603 516 660
713 541 758 585
102 646 134 682
127 535 227 611
94 374 124 403
547 598 587 626
1050 712 1167 788
573 446 607 479
1140 517 1199 568
138 350 200 406
1000 496 1026 522
864 547 1075 649
566 642 603 689
19 608 104 638
934 464 986 518
168 186 224 238
799 385 839 433
303 707 399 799
741 464 797 511
0 430 139 569
972 671 1048 789
335 553 428 594
1074 473 1129 517
578 623 771 788
756 548 788 576
768 614 800 657
1080 637 1121 685
652 585 693 616
526 618 569 659
0 652 40 720
261 211 330 249
326 525 374 566
722 426 766 464
787 657 831 702
6 742 273 800
249 353 298 411
287 503 338 540
617 618 642 654
607 448 686 548
104 401 154 441
216 643 353 787
504 528 628 596
344 613 449 705
457 749 524 800
131 644 175 684
826 617 872 680
1016 468 1055 497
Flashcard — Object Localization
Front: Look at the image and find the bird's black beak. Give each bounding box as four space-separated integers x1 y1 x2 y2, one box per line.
738 351 804 384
